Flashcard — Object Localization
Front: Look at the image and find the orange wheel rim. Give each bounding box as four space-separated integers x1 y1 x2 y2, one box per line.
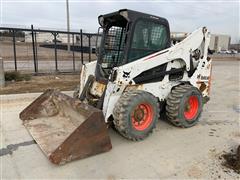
184 96 199 120
131 103 153 131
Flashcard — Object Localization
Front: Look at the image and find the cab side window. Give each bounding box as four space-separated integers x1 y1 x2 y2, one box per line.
128 20 168 62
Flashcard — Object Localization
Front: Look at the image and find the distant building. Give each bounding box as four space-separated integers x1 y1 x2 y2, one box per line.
25 32 53 43
170 32 231 52
209 34 231 52
0 30 25 42
170 32 188 45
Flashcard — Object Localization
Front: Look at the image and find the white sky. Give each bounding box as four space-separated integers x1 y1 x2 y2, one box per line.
1 0 239 43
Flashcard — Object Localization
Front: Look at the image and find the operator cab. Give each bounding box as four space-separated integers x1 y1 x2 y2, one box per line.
96 9 171 79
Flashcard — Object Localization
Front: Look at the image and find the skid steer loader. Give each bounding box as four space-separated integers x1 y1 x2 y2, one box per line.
20 9 212 165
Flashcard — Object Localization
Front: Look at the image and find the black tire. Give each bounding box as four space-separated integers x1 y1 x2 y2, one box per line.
113 90 160 141
166 84 203 128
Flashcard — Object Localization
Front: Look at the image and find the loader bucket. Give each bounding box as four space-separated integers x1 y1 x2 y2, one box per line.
19 89 112 165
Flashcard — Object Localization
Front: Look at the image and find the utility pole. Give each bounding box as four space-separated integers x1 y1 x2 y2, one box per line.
66 0 71 52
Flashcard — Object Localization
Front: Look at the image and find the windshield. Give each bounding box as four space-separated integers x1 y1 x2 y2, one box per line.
128 20 168 62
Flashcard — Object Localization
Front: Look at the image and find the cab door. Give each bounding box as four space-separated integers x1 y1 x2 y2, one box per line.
127 19 170 62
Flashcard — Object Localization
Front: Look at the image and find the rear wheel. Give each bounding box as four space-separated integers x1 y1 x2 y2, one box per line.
166 84 203 128
113 90 160 141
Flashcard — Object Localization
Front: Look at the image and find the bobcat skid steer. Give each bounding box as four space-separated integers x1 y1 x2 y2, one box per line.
20 9 212 165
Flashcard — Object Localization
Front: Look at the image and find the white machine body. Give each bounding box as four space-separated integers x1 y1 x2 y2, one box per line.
78 27 212 122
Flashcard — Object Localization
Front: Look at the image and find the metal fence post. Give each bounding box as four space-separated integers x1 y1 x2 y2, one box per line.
53 33 58 71
34 31 38 71
0 57 5 88
80 29 83 64
88 35 91 62
31 24 37 73
72 34 75 71
12 30 17 71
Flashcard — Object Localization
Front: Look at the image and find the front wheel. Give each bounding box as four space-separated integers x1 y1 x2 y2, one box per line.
113 90 160 141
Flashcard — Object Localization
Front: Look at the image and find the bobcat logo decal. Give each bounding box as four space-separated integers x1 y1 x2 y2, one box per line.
123 71 131 78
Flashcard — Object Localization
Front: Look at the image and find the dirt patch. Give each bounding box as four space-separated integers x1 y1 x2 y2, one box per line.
221 145 240 174
0 74 79 94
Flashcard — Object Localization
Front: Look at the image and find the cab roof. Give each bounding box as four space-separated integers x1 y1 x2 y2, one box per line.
98 9 169 27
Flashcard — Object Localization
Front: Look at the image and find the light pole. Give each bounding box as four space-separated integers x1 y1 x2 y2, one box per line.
66 0 70 52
